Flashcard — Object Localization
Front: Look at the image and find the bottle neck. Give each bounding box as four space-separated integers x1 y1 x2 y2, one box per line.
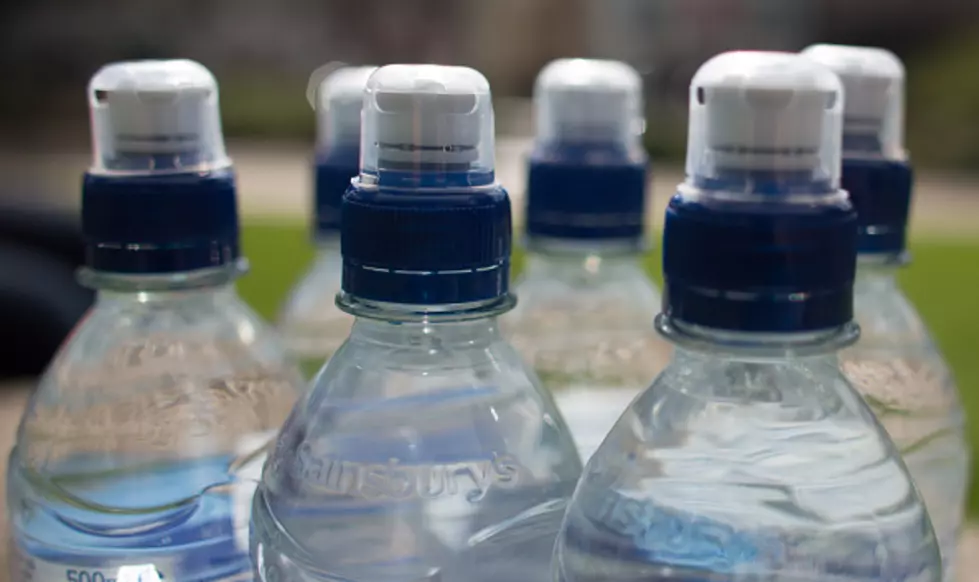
312 238 343 270
95 281 238 309
854 254 902 294
522 239 647 283
79 260 247 294
337 294 516 324
313 236 342 256
348 314 504 348
656 314 859 359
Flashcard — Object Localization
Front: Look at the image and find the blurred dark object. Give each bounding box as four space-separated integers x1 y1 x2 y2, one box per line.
0 200 93 379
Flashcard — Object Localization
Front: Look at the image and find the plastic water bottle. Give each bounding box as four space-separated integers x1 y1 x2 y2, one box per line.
804 44 970 581
504 59 671 463
6 60 304 582
278 66 377 378
554 51 943 582
250 65 583 582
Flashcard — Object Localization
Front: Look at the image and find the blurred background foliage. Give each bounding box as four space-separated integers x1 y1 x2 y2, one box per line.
906 28 979 168
0 0 976 170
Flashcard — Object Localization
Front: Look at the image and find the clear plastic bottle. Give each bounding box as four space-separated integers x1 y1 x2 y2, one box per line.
278 66 377 378
251 65 583 582
504 59 671 462
6 60 303 582
804 44 970 581
554 51 943 582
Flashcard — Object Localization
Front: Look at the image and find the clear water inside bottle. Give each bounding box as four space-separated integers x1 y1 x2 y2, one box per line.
842 268 970 582
505 251 671 462
252 317 582 582
555 341 942 582
7 284 302 582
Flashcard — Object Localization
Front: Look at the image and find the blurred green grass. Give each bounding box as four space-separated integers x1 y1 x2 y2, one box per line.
240 221 979 512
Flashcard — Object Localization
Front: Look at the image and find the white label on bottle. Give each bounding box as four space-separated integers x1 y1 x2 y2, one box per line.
13 550 177 582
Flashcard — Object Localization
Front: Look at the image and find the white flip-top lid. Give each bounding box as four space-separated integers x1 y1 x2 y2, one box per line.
359 64 495 179
533 58 645 149
310 65 377 151
88 59 229 174
802 44 906 161
686 51 843 186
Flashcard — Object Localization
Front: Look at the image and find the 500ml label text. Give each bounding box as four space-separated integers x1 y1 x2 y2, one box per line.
67 567 166 582
67 570 118 582
294 446 529 501
62 567 165 582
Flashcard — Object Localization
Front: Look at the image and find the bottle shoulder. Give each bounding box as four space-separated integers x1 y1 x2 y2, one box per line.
846 286 960 413
505 269 669 391
18 292 303 473
852 285 934 346
277 253 350 365
586 355 894 482
305 332 541 406
263 330 582 493
278 252 345 325
41 292 298 382
563 355 939 578
630 355 870 429
253 328 583 581
512 265 661 317
507 265 662 340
